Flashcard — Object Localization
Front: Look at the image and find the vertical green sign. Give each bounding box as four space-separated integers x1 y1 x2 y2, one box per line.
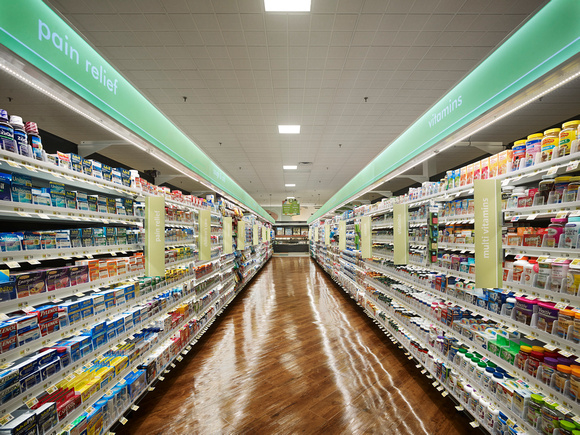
339 221 346 251
199 210 211 262
314 227 319 242
393 204 409 265
238 221 245 251
223 217 232 255
267 229 271 242
361 216 372 259
145 196 165 277
253 225 259 246
262 227 267 244
324 224 330 246
474 179 503 288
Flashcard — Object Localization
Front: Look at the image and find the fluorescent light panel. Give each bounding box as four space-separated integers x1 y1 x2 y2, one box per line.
283 165 298 170
265 0 310 12
278 125 300 134
285 184 296 187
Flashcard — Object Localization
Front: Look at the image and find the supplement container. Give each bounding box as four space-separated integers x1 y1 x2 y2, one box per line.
552 258 571 291
557 309 576 338
514 296 538 325
537 302 559 333
477 397 488 421
568 367 580 401
462 384 473 404
528 350 545 378
9 115 30 157
490 372 503 396
515 345 531 370
559 420 577 435
504 297 516 316
512 257 529 282
546 217 568 248
555 365 571 394
542 357 559 385
468 357 480 377
522 259 538 285
541 128 561 162
454 347 467 366
564 176 580 202
525 133 544 167
508 186 526 209
564 216 580 250
475 361 487 384
469 389 478 411
0 109 17 152
25 121 44 161
460 352 473 373
541 401 561 435
537 260 553 289
527 393 544 428
572 312 580 344
481 367 495 389
554 177 572 204
486 403 499 430
512 140 527 170
559 120 580 156
538 175 556 205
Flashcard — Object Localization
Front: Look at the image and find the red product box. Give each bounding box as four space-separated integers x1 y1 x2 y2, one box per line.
32 306 59 323
0 322 17 340
0 335 17 353
40 319 60 337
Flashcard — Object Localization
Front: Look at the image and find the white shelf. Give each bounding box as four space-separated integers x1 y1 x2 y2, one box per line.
0 149 144 198
438 242 475 252
438 215 475 224
503 245 580 257
165 239 195 248
0 244 142 266
0 200 143 226
165 220 195 228
505 200 580 220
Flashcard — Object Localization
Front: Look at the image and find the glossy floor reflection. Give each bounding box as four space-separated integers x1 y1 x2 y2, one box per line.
121 257 474 435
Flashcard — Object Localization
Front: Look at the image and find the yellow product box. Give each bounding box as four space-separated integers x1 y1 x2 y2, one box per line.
111 356 129 376
107 261 117 278
87 410 103 435
77 378 100 402
97 366 115 388
489 154 498 178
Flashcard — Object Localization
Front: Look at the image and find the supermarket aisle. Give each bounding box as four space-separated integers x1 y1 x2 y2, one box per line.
122 257 472 434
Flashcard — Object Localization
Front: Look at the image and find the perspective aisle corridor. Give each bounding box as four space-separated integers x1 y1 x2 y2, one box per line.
121 257 473 434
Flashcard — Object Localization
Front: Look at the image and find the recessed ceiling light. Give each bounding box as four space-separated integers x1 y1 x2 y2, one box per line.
265 0 311 12
278 125 300 134
285 184 296 187
283 165 298 170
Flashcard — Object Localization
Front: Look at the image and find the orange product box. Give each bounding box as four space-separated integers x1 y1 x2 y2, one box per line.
106 261 117 278
116 259 127 276
466 163 474 185
480 157 490 180
459 166 467 186
498 150 513 175
489 154 498 178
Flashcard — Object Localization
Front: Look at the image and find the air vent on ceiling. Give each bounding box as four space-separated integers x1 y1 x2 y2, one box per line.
298 162 312 166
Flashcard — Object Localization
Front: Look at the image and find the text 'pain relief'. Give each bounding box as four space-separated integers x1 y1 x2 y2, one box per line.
38 19 119 95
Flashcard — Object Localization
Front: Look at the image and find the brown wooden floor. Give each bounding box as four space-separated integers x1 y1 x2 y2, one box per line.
120 257 474 435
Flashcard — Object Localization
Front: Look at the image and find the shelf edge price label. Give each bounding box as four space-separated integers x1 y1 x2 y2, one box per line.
25 397 38 409
131 405 139 411
0 413 14 426
119 417 128 425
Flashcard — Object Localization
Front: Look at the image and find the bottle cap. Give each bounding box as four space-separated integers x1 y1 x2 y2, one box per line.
9 115 24 128
25 121 39 135
0 110 8 123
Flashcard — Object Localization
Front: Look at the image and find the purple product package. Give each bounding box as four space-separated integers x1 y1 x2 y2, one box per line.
11 270 46 298
46 267 70 291
69 265 88 286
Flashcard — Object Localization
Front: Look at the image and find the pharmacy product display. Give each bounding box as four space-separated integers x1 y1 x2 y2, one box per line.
311 119 580 434
0 116 272 435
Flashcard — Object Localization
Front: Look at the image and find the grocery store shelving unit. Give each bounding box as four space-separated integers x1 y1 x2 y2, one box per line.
310 148 580 432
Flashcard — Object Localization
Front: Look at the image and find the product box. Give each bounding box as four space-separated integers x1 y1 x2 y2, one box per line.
0 232 22 252
35 401 58 434
102 164 112 182
11 174 32 187
69 265 88 286
0 282 16 302
18 326 41 345
0 409 37 434
31 188 51 206
65 191 77 209
46 267 70 291
41 232 56 250
56 151 71 170
87 195 97 212
91 160 102 179
0 336 17 353
97 196 107 213
82 158 93 176
11 270 46 298
111 169 122 186
22 231 41 250
11 184 32 203
118 168 131 187
75 191 88 211
106 197 116 214
39 318 59 337
0 179 11 202
68 154 82 173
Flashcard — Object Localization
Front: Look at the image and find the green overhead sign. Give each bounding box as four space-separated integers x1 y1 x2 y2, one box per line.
310 0 580 223
0 0 273 224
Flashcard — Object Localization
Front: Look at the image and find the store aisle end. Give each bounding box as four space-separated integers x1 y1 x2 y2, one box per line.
121 257 473 434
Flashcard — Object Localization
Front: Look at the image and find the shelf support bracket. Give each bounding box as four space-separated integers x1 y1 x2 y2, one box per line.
78 140 132 157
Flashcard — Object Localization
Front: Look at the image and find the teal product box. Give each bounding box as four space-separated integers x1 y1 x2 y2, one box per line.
65 191 76 209
11 184 32 203
81 228 94 238
69 229 82 248
50 190 66 208
87 195 97 212
81 236 93 248
41 232 56 249
0 282 16 301
31 188 51 206
82 158 92 176
106 197 116 214
49 182 65 193
11 174 32 187
91 160 102 179
75 191 88 211
119 198 134 215
0 178 10 202
0 232 22 251
97 196 107 213
68 153 82 172
102 164 112 182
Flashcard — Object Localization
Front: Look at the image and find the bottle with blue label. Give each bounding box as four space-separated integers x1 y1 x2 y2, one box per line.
0 109 17 153
9 115 31 158
25 121 45 161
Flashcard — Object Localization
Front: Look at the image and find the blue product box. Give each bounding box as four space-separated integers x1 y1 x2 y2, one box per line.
0 282 16 301
82 158 93 176
102 164 112 182
11 174 32 187
106 329 116 342
87 195 97 212
39 359 61 380
115 324 125 336
18 326 40 345
91 320 107 337
35 349 57 367
10 184 32 203
50 191 66 208
0 232 22 252
68 153 82 172
35 402 58 434
0 368 18 391
0 409 36 433
32 188 51 206
80 306 94 319
13 358 39 379
92 333 107 350
77 297 93 310
65 191 76 209
68 311 82 325
118 168 131 187
0 180 10 202
80 343 93 357
0 382 20 404
49 182 65 193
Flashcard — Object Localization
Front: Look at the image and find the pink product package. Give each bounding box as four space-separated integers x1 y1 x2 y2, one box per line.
46 267 71 292
69 265 89 286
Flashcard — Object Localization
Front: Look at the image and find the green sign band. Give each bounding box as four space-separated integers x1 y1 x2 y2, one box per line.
0 0 273 223
144 196 165 277
309 0 580 223
474 179 503 288
393 204 409 265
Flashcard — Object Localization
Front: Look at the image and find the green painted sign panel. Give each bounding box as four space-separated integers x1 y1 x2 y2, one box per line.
198 210 211 262
253 225 259 246
393 204 409 265
324 224 330 246
309 0 580 223
361 216 371 259
0 0 273 223
314 227 319 242
474 179 503 288
339 221 346 251
144 196 165 277
223 217 233 255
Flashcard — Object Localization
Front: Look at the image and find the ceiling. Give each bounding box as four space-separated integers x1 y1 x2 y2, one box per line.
29 0 552 210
